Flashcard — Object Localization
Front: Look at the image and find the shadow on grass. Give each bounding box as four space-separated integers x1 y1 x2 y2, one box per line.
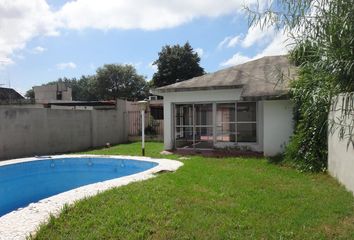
267 153 285 164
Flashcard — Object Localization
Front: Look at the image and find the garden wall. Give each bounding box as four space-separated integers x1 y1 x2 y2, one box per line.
328 93 354 194
0 100 128 160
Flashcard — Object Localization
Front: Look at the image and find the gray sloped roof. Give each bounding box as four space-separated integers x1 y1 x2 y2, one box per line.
155 55 297 100
0 87 24 100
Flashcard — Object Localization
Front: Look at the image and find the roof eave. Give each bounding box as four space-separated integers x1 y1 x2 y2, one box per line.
153 84 244 94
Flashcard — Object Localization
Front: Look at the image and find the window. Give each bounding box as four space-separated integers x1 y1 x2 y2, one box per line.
56 91 62 100
174 102 257 149
216 102 257 143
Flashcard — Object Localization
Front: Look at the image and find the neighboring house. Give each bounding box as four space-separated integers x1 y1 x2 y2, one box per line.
153 55 297 156
33 83 72 103
0 87 24 102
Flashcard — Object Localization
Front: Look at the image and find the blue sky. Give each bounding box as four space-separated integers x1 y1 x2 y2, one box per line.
0 0 289 95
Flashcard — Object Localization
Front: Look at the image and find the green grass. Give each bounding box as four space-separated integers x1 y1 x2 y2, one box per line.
33 142 354 240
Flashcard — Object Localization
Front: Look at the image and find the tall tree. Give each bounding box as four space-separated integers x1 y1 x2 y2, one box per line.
96 64 149 101
152 42 205 87
72 76 99 101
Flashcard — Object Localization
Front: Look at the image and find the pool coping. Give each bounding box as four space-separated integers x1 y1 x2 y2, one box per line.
0 155 183 240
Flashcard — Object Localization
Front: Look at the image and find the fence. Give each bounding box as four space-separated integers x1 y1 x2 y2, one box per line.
0 100 128 160
328 93 354 194
126 111 163 141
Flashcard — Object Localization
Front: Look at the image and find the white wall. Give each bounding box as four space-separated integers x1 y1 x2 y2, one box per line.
263 100 294 156
160 89 242 150
328 93 354 194
0 100 128 160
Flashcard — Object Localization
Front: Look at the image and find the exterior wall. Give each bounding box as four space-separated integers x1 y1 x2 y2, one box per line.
328 93 354 194
0 100 128 160
160 89 294 154
263 100 294 156
161 89 243 150
34 84 72 103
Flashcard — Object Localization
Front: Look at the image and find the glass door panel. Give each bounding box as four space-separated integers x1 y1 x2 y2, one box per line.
194 104 213 148
175 103 213 149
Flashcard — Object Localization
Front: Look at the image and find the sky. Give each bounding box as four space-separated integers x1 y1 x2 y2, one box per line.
0 0 291 95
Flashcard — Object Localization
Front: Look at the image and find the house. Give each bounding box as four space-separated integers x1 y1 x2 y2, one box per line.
153 55 297 156
0 87 24 102
33 83 72 103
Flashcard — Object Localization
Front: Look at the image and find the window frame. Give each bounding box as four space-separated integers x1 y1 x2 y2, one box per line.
173 101 258 149
216 101 257 143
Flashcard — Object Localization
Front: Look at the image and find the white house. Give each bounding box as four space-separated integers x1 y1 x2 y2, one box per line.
153 55 297 156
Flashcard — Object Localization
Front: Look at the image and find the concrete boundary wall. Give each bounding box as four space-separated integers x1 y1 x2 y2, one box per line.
328 93 354 194
0 100 128 160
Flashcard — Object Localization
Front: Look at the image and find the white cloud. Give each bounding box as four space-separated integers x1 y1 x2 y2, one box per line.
0 57 14 68
219 26 275 50
56 62 77 70
242 24 275 48
0 0 269 69
220 53 252 67
220 29 293 68
32 46 47 54
218 20 275 51
57 0 259 31
227 35 242 48
218 36 232 49
254 30 292 57
218 34 242 49
194 48 204 57
0 0 59 65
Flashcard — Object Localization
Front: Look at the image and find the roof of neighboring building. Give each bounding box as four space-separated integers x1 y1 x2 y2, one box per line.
0 87 24 101
154 55 297 100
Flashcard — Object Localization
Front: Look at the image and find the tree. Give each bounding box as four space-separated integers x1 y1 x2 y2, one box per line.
26 64 149 102
25 89 34 99
247 0 353 92
95 64 149 101
151 42 205 87
71 76 99 101
247 0 354 171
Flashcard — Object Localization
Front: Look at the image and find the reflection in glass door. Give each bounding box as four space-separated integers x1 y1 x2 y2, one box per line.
175 104 213 149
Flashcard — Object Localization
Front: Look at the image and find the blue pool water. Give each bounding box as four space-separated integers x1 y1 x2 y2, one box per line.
0 157 157 216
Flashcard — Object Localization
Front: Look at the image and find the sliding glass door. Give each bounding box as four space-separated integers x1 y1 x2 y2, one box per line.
175 103 213 149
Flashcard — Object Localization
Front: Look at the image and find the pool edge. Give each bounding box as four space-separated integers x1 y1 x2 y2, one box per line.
0 155 183 240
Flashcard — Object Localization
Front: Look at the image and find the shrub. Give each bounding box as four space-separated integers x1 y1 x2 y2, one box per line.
284 66 334 172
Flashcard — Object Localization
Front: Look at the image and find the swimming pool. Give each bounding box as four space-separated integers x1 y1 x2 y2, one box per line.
0 157 158 216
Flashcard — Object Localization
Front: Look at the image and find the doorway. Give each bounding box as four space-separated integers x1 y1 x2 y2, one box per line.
174 103 213 149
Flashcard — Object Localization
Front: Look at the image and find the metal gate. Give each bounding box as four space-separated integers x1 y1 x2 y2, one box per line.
126 111 163 140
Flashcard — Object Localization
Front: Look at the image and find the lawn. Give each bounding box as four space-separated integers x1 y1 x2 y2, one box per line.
33 142 354 240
